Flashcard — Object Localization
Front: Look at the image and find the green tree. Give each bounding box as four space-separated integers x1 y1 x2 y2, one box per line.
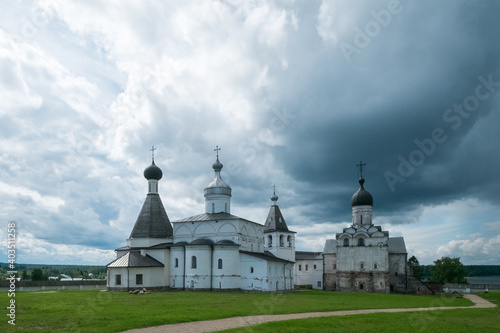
408 255 424 280
430 257 467 283
31 268 45 281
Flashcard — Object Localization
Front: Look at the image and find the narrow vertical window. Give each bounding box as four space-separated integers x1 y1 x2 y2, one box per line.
218 258 223 269
191 256 197 269
280 235 284 247
115 274 121 285
299 265 302 271
136 274 143 285
287 235 291 247
175 258 179 267
268 235 272 247
212 203 215 213
343 238 349 246
305 264 308 271
250 267 254 273
225 203 227 212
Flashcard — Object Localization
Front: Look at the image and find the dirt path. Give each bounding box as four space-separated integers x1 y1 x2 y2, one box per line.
123 294 496 333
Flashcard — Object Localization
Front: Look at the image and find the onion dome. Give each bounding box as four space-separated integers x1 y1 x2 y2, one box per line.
351 177 373 207
144 160 163 180
271 192 278 203
204 157 231 194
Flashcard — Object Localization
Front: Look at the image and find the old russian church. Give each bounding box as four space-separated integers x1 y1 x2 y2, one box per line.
107 149 295 291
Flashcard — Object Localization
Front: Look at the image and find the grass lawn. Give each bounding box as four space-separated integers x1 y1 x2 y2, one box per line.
1 289 477 332
221 292 500 333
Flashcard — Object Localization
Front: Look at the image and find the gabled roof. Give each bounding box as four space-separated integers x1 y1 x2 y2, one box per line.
240 250 294 263
264 204 290 232
129 193 173 239
388 237 407 254
106 251 164 268
323 239 337 254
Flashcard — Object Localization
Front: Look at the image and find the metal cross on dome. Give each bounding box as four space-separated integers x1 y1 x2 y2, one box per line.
150 146 157 161
214 145 221 159
272 184 277 194
356 160 366 178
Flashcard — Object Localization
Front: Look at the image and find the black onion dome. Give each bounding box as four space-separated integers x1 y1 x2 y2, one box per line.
144 161 163 180
351 177 373 207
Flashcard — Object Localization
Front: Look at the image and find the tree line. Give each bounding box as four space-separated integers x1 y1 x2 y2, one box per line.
0 263 107 281
408 256 500 283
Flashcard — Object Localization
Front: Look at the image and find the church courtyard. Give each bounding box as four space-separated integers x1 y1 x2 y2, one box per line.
2 289 497 332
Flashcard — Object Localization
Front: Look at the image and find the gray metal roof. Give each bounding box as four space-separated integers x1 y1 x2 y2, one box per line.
240 250 294 263
129 193 173 238
323 239 337 254
388 237 407 254
106 251 164 268
173 212 254 224
295 251 323 260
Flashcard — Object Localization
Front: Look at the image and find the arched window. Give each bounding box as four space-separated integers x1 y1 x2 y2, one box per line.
357 238 365 246
218 258 223 269
343 238 349 247
268 235 273 247
250 266 254 273
191 256 197 269
360 283 364 290
374 263 378 269
360 263 364 269
279 235 284 247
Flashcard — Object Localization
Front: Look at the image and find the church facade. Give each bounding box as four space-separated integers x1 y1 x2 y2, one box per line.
107 152 295 291
322 174 410 293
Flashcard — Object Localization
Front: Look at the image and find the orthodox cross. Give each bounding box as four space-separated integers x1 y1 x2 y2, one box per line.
214 145 221 159
150 146 157 161
272 184 277 195
356 160 366 178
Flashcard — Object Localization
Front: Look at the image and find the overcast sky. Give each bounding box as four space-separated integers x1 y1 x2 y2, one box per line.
1 0 499 266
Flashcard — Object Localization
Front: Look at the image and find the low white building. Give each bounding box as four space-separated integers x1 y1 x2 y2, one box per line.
294 251 323 289
107 151 295 291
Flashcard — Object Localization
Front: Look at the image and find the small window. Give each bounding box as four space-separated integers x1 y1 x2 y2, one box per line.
343 238 349 247
360 215 363 224
314 264 317 269
250 266 254 273
225 203 227 212
305 264 308 271
191 256 197 269
374 264 378 269
175 258 179 268
299 265 302 271
218 258 223 269
280 235 284 247
212 203 215 213
136 274 143 285
360 263 364 269
360 283 364 290
395 272 398 277
268 235 273 247
357 238 365 246
287 235 291 247
333 263 337 269
115 274 121 285
317 281 322 288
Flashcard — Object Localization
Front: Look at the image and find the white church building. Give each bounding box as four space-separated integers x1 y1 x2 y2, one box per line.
107 150 295 291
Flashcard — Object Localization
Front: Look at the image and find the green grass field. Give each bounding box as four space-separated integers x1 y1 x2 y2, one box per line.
1 289 495 333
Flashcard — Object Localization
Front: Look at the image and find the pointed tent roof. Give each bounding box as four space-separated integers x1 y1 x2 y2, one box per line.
264 190 291 232
129 193 173 238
